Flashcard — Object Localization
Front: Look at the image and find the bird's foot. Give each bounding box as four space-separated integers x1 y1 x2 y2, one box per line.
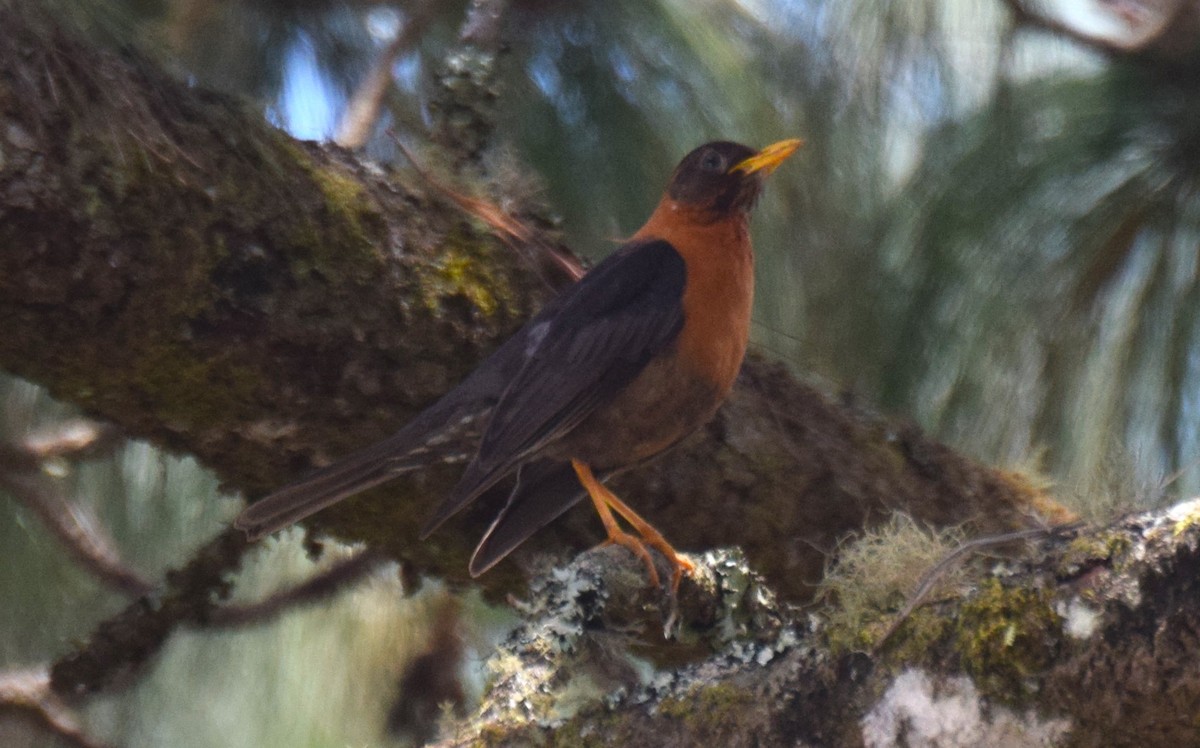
634 530 695 599
596 531 661 588
596 534 696 598
655 551 696 638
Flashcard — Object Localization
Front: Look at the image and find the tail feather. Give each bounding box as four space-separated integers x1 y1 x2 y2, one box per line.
236 296 565 542
468 459 587 576
418 454 516 539
235 454 403 540
235 406 484 541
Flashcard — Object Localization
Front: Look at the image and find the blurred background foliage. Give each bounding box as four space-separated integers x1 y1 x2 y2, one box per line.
5 0 1200 744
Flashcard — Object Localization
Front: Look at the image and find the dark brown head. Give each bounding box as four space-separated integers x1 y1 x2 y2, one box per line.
666 139 802 218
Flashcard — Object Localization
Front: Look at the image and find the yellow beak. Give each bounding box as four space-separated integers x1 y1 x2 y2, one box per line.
732 138 804 175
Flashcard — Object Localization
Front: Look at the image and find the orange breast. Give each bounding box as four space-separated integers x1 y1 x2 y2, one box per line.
633 198 754 398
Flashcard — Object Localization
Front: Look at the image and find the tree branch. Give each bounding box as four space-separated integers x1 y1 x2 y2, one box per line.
0 667 109 748
439 503 1200 745
0 0 1063 609
0 413 151 596
0 467 153 597
1002 0 1200 61
207 548 386 628
0 2 544 591
334 1 439 150
49 529 250 695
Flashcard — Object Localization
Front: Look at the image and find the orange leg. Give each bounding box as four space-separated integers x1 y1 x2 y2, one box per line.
571 460 695 596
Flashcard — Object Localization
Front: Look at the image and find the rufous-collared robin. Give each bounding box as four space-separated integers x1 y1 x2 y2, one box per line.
237 139 801 594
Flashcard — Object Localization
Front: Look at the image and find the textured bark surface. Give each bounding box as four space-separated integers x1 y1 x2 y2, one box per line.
438 504 1200 747
0 5 544 594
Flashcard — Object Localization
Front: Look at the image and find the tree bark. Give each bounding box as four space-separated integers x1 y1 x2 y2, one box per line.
439 503 1200 747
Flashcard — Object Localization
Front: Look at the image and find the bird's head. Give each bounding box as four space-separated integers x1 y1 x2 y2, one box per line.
666 139 802 219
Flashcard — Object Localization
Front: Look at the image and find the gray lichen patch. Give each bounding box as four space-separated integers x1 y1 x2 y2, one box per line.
445 546 799 744
1055 597 1102 640
862 668 1071 747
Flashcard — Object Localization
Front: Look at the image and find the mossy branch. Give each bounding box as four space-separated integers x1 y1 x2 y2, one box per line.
443 504 1200 746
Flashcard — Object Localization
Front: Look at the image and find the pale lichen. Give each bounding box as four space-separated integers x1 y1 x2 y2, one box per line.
1056 597 1102 640
445 546 798 745
861 668 1071 747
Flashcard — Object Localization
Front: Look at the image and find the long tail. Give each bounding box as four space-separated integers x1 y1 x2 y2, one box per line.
234 357 509 540
236 297 566 542
234 427 466 540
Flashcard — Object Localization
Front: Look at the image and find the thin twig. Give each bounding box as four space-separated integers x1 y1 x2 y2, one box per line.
0 444 153 597
334 1 439 150
872 523 1082 652
0 667 110 748
392 134 584 286
207 550 386 628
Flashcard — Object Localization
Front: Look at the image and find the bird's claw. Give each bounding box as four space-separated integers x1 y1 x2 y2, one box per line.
596 536 696 601
597 532 661 589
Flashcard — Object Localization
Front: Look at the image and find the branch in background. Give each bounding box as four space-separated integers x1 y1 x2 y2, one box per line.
334 1 439 150
0 470 153 597
50 529 251 696
21 420 121 463
1002 0 1200 60
0 667 109 748
429 0 511 168
0 426 153 597
207 549 387 628
0 420 119 472
387 593 467 744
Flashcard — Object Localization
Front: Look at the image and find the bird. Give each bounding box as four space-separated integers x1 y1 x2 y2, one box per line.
236 139 801 594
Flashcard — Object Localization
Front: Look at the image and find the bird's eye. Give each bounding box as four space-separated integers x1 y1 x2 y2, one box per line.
700 151 725 172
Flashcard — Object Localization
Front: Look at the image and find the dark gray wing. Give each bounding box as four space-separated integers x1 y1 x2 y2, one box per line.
420 239 686 536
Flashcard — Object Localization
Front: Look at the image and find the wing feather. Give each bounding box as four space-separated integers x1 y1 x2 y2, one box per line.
420 239 686 536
